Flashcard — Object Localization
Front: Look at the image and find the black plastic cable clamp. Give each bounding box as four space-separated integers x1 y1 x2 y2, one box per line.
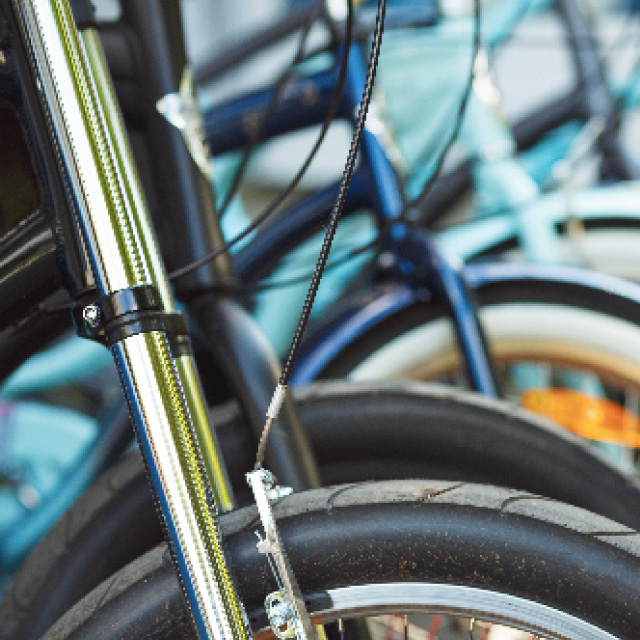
73 284 192 355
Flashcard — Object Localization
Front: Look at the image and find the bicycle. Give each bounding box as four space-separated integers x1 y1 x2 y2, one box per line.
22 449 640 640
5 0 634 592
0 0 636 563
187 0 640 460
2 0 640 639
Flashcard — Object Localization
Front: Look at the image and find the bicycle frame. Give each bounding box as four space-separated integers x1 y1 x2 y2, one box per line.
190 0 640 383
199 35 501 393
3 0 640 635
0 0 327 590
3 0 640 582
1 1 252 637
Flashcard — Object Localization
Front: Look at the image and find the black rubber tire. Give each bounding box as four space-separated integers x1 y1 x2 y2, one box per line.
42 480 640 639
4 381 640 639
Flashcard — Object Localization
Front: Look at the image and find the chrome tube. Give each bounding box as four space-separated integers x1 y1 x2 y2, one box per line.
113 332 247 640
11 1 245 638
81 27 234 513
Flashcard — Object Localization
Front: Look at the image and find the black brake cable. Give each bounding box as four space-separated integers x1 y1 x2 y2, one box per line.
407 0 480 218
184 233 384 297
217 4 323 220
254 0 388 470
169 0 355 282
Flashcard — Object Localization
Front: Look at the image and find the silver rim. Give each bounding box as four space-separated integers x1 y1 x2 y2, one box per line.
301 583 617 640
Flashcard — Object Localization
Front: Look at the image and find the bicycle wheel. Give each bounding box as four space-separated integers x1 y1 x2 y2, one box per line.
315 277 640 466
5 381 640 639
42 480 640 639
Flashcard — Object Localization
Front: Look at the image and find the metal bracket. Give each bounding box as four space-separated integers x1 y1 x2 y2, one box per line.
246 469 316 640
157 67 212 180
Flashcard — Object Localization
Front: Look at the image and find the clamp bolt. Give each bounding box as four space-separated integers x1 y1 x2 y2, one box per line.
83 304 102 330
265 592 297 639
270 601 292 628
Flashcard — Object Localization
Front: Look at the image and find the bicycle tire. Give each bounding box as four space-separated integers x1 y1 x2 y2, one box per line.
4 381 640 639
42 480 640 639
316 276 640 403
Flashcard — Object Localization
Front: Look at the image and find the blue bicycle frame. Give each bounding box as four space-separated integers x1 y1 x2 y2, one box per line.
201 0 640 393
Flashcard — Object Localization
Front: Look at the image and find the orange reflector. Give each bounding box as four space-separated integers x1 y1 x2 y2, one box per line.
521 388 640 448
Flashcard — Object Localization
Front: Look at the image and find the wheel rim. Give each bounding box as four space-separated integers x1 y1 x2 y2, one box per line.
345 303 640 468
253 583 616 640
347 304 640 387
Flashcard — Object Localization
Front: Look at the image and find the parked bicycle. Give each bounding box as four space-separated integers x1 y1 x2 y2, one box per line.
193 0 640 463
3 1 640 639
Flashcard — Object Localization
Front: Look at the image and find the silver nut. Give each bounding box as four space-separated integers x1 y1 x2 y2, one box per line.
261 469 276 489
269 601 292 628
83 304 102 329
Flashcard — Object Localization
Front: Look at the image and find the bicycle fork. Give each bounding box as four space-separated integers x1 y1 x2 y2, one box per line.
9 0 249 637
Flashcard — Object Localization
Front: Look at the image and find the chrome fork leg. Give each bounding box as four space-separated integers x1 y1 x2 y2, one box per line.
11 1 248 638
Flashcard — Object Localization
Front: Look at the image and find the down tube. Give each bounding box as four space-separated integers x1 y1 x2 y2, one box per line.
11 1 248 638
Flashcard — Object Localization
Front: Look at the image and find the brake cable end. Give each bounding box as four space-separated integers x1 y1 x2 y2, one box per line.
255 384 288 470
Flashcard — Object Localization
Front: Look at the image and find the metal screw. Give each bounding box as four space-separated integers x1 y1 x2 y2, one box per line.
83 304 101 330
260 469 276 490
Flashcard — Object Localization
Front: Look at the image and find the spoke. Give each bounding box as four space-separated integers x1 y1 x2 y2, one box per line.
468 616 476 640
